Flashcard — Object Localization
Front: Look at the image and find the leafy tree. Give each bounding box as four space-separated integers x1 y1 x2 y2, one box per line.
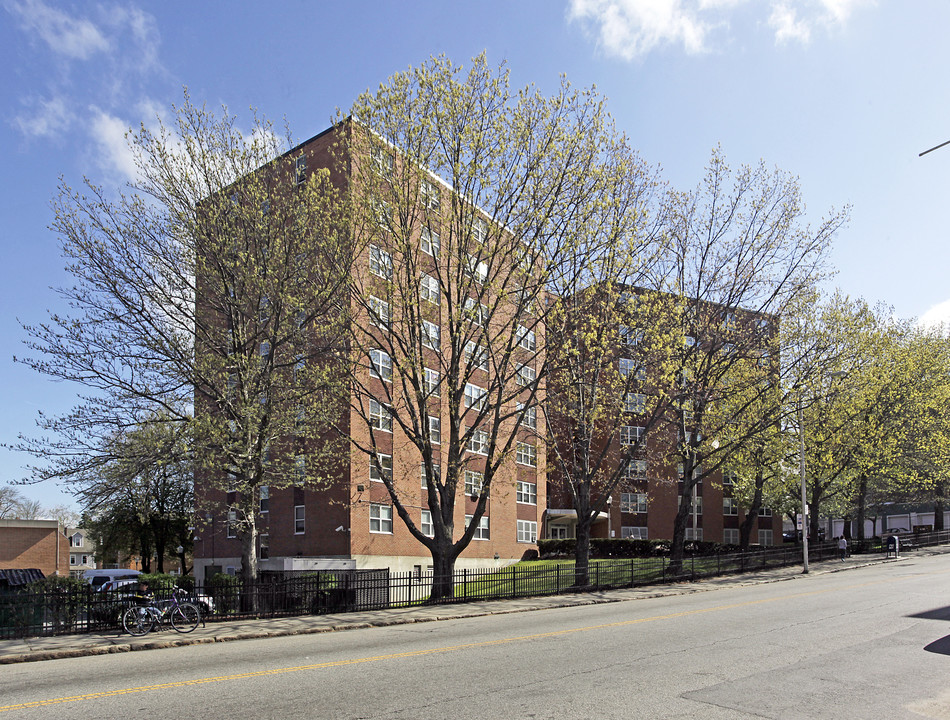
15 93 349 585
341 54 629 600
654 150 847 573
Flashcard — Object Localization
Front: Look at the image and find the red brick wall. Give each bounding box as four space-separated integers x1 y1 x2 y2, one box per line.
0 523 69 576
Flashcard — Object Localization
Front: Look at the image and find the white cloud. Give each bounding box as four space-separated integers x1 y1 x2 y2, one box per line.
89 108 138 183
12 95 71 138
568 0 873 59
569 0 712 60
7 0 109 60
769 3 811 44
917 299 950 334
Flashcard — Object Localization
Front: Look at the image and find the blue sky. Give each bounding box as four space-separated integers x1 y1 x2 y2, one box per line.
3 0 949 511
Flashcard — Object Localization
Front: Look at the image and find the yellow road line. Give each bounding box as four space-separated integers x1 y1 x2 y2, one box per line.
0 569 936 713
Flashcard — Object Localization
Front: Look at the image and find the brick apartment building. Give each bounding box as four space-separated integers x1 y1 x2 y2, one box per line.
194 121 545 582
0 519 69 577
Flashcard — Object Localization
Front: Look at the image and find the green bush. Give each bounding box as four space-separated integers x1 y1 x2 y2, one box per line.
538 538 741 560
208 573 240 614
27 575 87 632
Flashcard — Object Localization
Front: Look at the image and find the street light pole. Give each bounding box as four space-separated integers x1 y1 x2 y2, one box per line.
799 397 809 574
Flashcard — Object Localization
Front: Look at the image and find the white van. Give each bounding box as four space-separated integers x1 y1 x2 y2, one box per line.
82 568 142 589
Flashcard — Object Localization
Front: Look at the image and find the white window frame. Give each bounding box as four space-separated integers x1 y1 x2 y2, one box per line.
370 244 393 279
370 349 392 382
620 425 644 446
517 520 538 543
516 481 537 505
466 514 490 540
370 399 393 433
516 441 537 467
424 366 440 396
758 529 774 545
464 470 484 497
421 510 434 537
685 528 703 541
421 273 440 305
758 506 773 517
620 492 648 514
421 178 440 211
517 325 536 351
467 254 488 283
465 341 488 372
723 497 739 516
294 505 305 534
516 363 536 387
370 503 393 534
259 485 270 514
465 382 487 411
295 155 307 185
370 453 393 483
428 415 441 445
723 528 740 545
422 320 441 351
421 227 440 257
518 402 537 430
625 393 647 414
623 459 647 479
369 295 391 329
467 427 489 455
621 526 648 540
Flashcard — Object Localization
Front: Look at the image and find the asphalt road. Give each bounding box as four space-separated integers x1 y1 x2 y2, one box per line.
4 554 950 719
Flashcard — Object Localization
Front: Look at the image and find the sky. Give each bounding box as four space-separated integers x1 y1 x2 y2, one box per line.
2 0 949 512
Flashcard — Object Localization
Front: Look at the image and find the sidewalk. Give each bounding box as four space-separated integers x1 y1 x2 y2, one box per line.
0 552 917 665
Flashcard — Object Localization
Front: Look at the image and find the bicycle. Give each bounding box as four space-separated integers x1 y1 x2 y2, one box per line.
121 587 202 636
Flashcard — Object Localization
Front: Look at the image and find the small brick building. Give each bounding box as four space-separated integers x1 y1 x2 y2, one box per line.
0 519 69 577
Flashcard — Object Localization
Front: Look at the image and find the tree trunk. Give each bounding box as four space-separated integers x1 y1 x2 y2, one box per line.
842 515 852 541
573 520 592 588
239 513 258 612
738 472 766 552
856 474 868 541
429 546 456 602
809 484 822 544
934 498 945 531
668 495 691 577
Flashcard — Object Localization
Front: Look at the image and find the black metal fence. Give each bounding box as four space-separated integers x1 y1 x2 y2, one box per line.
1 532 942 640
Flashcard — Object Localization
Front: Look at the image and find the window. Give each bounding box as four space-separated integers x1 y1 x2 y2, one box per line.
623 459 647 479
472 217 489 245
370 245 393 279
758 529 774 545
421 178 441 211
620 426 644 446
517 325 536 351
295 155 307 185
369 295 391 328
259 486 270 514
516 481 537 505
723 497 738 516
516 363 536 387
464 298 488 327
294 455 306 486
428 415 441 445
465 341 488 372
421 227 440 257
370 349 392 382
465 382 487 410
625 393 647 414
421 273 440 305
372 145 394 176
685 528 703 541
619 358 636 378
722 469 738 485
686 494 703 514
465 470 484 497
621 526 648 540
70 533 83 547
758 507 773 517
518 402 537 430
517 520 538 543
227 509 237 538
722 311 737 331
467 254 488 283
516 441 537 467
370 453 393 483
422 320 441 351
466 514 490 540
370 399 392 432
370 504 393 533
467 427 489 455
421 510 434 537
259 533 269 560
70 555 77 565
619 325 643 346
620 493 648 514
424 367 440 396
723 528 740 545
421 462 441 488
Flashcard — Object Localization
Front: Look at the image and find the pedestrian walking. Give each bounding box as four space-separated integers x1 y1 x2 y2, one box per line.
838 535 848 560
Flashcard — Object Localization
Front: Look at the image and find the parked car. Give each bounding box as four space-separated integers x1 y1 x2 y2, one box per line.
81 568 141 589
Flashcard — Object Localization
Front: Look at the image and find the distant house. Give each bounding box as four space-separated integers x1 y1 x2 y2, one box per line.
0 519 69 576
65 527 96 577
